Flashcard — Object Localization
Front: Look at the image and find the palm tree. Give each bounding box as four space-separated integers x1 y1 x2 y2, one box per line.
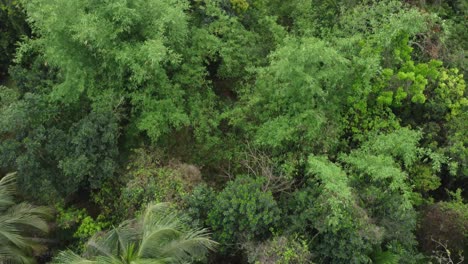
53 203 217 264
0 173 51 264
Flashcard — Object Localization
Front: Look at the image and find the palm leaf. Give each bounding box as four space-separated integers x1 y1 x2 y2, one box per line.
0 245 36 264
157 229 217 263
0 172 51 263
0 173 17 211
54 203 216 264
53 250 98 264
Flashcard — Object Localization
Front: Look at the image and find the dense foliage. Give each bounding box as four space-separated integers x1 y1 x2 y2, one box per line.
0 0 466 263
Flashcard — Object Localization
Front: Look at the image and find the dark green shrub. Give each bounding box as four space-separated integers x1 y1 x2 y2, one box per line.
207 175 281 248
184 183 216 226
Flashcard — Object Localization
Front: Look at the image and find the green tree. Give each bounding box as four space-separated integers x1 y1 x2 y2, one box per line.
0 0 30 80
0 173 51 263
292 156 375 263
0 0 466 261
20 0 217 143
230 36 349 162
53 203 216 264
0 83 120 201
285 129 430 263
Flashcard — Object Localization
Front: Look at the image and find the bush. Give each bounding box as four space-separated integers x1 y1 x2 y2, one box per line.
55 203 110 251
243 234 313 264
183 183 216 226
120 148 202 218
418 190 467 262
207 175 281 249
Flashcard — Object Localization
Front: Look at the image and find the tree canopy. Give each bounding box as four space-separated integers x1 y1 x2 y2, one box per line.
0 0 466 263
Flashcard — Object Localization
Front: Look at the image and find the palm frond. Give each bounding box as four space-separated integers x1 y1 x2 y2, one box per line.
0 244 36 264
138 203 216 262
0 172 51 263
157 228 217 263
54 203 217 264
132 258 169 264
0 173 17 211
52 250 98 264
137 226 182 258
0 173 17 192
85 221 140 259
3 203 52 232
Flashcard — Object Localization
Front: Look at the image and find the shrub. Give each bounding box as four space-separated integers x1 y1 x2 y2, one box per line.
418 190 467 262
120 148 202 218
183 183 216 226
243 234 313 264
207 175 281 249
